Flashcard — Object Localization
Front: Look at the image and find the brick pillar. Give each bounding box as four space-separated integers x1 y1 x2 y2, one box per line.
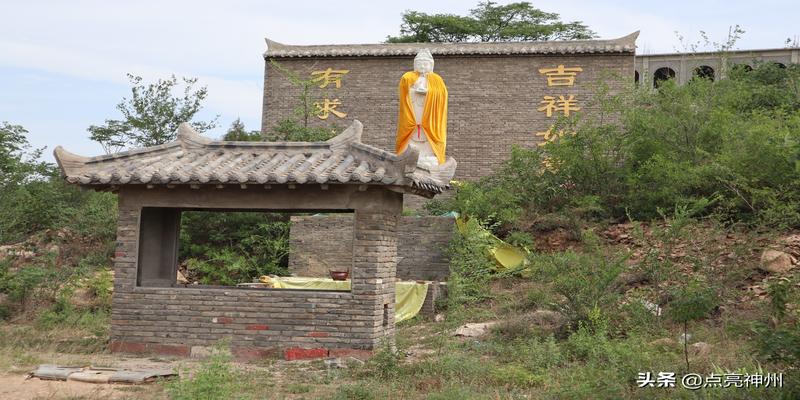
110 195 140 344
351 210 399 348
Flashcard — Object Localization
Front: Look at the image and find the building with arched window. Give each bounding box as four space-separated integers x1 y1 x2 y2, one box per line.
635 48 799 87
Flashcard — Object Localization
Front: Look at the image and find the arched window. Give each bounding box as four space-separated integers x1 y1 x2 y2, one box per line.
653 67 676 88
693 65 715 81
732 63 753 73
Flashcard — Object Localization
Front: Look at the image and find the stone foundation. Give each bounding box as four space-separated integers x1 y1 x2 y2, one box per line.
110 340 373 361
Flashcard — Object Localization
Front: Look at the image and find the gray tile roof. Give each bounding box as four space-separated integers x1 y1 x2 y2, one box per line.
264 32 638 59
54 121 454 197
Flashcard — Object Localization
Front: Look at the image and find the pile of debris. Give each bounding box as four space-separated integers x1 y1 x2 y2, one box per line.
29 365 175 384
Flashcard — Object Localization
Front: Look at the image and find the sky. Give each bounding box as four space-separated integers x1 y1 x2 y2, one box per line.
1 0 798 162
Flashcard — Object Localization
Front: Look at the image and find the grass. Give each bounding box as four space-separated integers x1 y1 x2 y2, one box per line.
0 222 797 399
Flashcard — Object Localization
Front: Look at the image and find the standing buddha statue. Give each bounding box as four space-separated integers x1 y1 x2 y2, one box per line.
395 49 449 170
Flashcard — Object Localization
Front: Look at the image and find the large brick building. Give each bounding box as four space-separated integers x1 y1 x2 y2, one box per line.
262 32 638 182
263 33 639 281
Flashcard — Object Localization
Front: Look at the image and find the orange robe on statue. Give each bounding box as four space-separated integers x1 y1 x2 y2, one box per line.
395 71 448 165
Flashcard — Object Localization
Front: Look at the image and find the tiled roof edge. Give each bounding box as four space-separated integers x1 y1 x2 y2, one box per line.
264 31 638 58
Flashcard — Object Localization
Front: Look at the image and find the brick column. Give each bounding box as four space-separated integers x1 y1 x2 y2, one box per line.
110 195 140 346
351 210 399 348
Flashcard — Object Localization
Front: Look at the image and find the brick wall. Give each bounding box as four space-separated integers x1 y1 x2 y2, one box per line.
289 215 454 281
110 185 402 357
262 53 634 182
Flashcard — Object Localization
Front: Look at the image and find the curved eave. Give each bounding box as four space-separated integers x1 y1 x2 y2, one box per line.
53 121 450 197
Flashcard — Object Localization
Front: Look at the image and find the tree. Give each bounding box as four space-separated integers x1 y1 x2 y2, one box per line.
266 60 339 142
667 281 718 370
222 118 262 141
0 122 48 187
88 74 218 153
386 1 595 43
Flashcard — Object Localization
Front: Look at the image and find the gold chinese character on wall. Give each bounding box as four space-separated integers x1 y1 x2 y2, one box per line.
537 95 580 117
535 126 574 147
310 68 350 88
538 65 583 87
310 67 350 120
314 98 347 120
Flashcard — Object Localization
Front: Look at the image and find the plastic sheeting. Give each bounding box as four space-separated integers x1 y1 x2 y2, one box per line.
263 277 429 323
455 217 529 270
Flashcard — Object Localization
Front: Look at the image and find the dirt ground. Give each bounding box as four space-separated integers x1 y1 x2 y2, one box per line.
0 373 159 400
0 356 182 400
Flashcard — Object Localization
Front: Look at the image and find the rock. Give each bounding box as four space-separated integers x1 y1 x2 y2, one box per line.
190 346 213 359
46 244 60 256
453 322 497 337
690 342 711 357
0 245 35 262
640 299 662 316
678 333 692 344
176 270 189 284
759 250 795 274
616 271 648 289
650 338 676 348
70 287 94 308
525 309 567 332
346 356 365 366
434 314 445 323
324 357 347 369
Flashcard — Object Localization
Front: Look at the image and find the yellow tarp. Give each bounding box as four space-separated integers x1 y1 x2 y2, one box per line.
263 277 428 323
455 217 529 270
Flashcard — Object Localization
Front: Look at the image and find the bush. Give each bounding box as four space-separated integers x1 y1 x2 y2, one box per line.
428 63 800 229
755 278 800 367
180 211 291 284
528 249 624 330
0 175 117 245
445 218 498 307
166 343 247 400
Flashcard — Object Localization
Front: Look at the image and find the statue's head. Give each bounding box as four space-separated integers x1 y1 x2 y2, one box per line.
414 49 434 74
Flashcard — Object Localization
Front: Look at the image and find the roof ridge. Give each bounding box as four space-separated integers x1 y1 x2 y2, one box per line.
264 32 639 58
53 121 451 197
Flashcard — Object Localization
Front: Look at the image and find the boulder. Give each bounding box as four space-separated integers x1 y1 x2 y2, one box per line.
759 250 795 274
689 342 712 357
453 322 497 337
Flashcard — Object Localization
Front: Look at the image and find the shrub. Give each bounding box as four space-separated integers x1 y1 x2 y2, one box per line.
427 63 800 229
180 211 291 284
666 279 719 370
445 218 498 307
366 340 403 379
166 343 247 400
529 250 624 330
755 278 800 368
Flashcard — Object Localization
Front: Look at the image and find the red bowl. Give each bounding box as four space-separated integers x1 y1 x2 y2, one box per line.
329 271 349 281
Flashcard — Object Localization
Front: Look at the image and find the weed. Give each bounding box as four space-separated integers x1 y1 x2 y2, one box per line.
166 342 248 400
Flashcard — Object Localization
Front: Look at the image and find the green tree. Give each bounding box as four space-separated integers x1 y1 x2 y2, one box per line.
387 1 595 43
222 118 262 141
0 122 48 187
88 74 218 153
667 280 718 371
266 60 339 142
